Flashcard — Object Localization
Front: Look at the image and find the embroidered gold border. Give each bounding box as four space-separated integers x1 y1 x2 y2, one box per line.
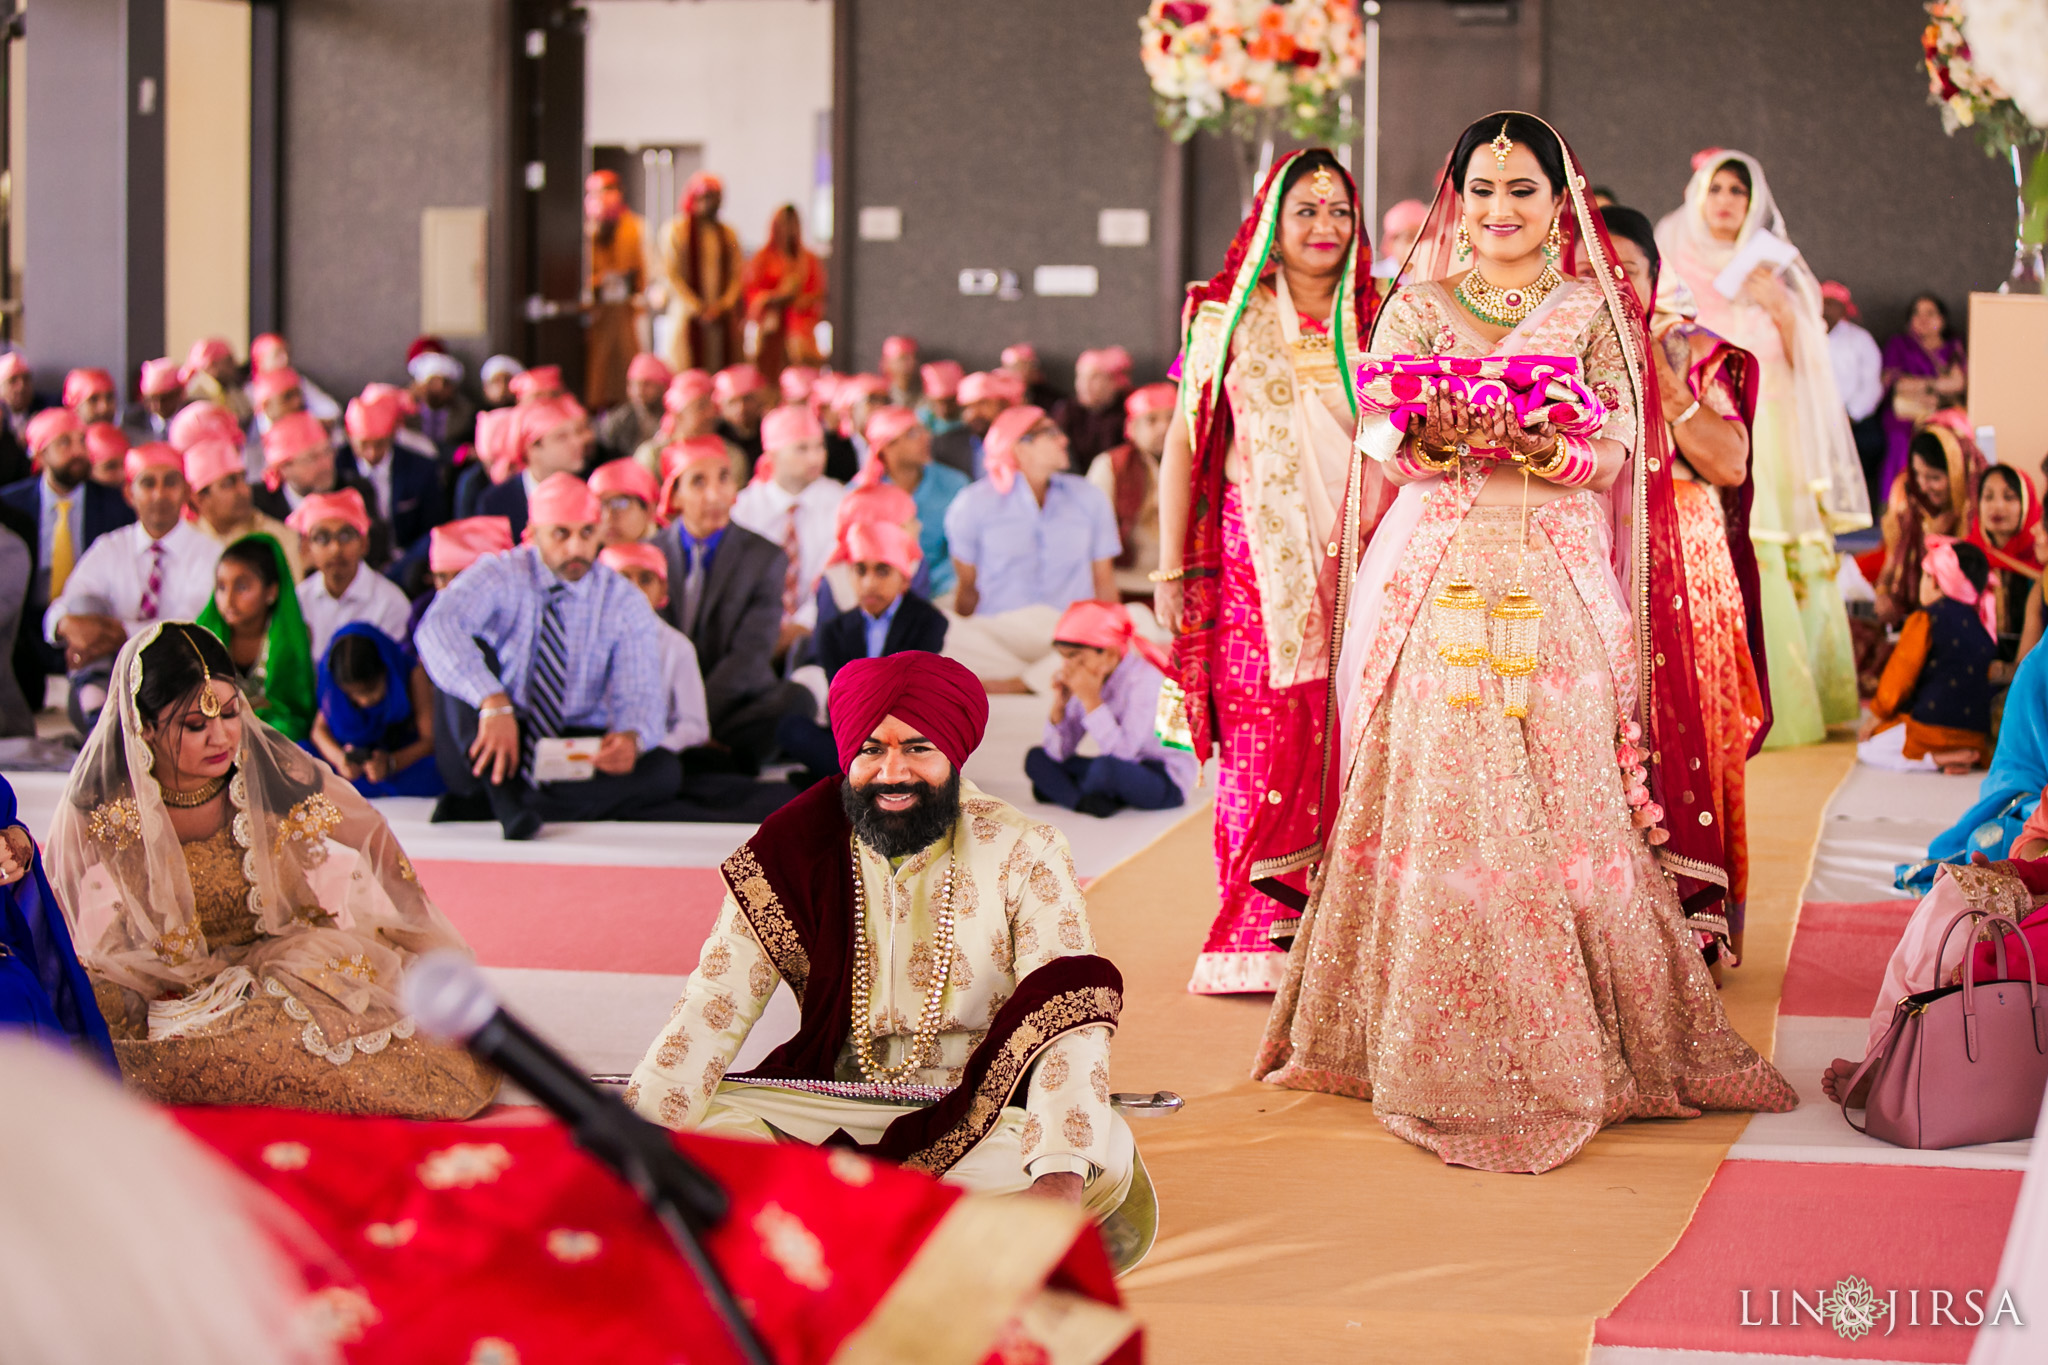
720 845 812 998
832 1194 1122 1365
903 987 1122 1176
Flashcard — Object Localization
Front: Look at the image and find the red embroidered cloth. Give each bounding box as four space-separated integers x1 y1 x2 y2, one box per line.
177 1105 1139 1365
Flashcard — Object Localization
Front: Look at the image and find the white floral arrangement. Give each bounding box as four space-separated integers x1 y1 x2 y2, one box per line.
1961 0 2048 128
1922 0 2047 278
1139 1 1365 144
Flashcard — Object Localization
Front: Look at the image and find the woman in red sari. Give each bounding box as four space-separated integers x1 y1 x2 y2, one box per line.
743 205 826 387
1155 149 1380 995
1966 462 2041 640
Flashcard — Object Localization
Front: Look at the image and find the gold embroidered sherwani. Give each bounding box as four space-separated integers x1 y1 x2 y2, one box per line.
627 782 1134 1217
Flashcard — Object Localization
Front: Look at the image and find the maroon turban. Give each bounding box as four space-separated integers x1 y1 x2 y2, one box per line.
829 652 988 774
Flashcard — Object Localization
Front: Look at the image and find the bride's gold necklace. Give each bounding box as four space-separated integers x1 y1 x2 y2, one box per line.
1455 262 1561 329
157 769 231 808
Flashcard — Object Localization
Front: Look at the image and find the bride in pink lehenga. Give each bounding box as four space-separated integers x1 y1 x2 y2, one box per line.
1254 112 1796 1173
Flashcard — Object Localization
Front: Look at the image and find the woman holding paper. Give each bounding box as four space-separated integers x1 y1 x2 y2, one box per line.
1657 151 1869 747
1253 112 1793 1173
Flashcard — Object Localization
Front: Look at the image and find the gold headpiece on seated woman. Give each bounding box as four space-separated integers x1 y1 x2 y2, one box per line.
184 626 223 719
1492 120 1514 167
1310 163 1337 205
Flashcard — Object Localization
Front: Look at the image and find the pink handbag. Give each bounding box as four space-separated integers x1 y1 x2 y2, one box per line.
1839 908 2048 1149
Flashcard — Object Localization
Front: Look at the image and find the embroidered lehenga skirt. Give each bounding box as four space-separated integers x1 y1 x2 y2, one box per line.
1194 486 1325 995
1255 497 1795 1173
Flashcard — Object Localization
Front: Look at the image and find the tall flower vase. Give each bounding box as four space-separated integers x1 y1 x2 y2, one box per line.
2001 142 2048 295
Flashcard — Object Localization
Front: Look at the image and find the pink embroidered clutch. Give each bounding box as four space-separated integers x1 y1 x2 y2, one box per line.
1354 354 1609 448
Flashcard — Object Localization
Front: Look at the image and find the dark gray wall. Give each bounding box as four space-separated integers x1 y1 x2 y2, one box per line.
24 0 164 386
846 0 1171 387
282 0 506 398
1545 0 2014 342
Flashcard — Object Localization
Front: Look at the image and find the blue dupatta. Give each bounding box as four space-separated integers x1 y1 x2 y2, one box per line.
316 623 418 750
0 774 117 1069
1897 643 2048 892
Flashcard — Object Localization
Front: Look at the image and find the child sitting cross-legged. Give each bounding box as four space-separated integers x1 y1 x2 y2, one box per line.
1859 537 2000 775
1025 600 1196 818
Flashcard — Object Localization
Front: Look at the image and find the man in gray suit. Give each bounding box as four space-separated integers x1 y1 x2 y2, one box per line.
651 435 814 772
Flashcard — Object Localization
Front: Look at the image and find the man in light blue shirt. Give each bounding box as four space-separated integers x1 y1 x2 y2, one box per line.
416 472 676 839
943 405 1120 693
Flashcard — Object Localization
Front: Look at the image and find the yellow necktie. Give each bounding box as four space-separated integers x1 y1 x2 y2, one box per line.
48 495 75 598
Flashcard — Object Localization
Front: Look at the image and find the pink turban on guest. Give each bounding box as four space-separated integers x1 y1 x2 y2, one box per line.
881 336 917 363
285 488 370 539
982 404 1047 495
1124 382 1176 417
779 366 819 404
830 482 918 554
515 395 586 453
920 361 962 400
681 171 723 216
63 369 115 408
1077 347 1132 382
1000 343 1037 369
841 521 921 577
589 457 661 509
958 371 1021 407
626 352 673 388
665 369 715 414
430 516 513 576
828 652 988 774
510 365 564 402
249 368 304 410
122 441 182 484
249 333 289 372
526 471 600 529
345 386 405 442
1925 536 1997 639
169 401 239 453
712 364 763 405
473 408 524 482
26 409 81 459
599 542 668 582
261 411 329 489
1381 198 1429 240
179 337 233 384
1820 280 1859 320
139 357 183 397
658 435 733 513
852 407 921 489
0 352 28 383
1054 599 1172 674
753 405 823 487
84 423 129 465
183 438 246 493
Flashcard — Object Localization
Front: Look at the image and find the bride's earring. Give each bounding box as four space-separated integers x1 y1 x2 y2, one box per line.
1455 221 1473 259
1544 215 1562 265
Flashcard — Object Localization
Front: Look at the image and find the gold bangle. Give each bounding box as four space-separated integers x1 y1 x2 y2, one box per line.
1147 567 1186 583
1410 437 1464 473
1523 436 1569 480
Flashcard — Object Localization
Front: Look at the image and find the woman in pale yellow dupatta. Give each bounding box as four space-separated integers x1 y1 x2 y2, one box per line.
1255 113 1794 1174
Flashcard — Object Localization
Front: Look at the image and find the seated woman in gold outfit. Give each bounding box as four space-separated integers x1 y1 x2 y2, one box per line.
46 622 496 1118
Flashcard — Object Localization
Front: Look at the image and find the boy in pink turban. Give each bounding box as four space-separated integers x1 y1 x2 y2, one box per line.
731 404 845 647
1025 600 1194 818
290 488 411 658
627 649 1143 1235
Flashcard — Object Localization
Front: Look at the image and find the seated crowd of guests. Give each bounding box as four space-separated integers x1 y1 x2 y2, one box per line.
0 328 1184 836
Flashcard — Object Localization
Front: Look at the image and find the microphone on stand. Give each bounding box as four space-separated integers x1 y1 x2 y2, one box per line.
407 952 773 1365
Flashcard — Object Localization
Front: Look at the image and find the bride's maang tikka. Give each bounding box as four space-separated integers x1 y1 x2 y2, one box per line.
185 627 223 719
1491 119 1514 168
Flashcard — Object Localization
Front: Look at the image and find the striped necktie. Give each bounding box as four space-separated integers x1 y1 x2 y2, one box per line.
138 540 166 620
780 508 802 623
522 584 569 778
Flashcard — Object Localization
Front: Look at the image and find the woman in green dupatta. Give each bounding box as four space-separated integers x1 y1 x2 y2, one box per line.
197 533 316 741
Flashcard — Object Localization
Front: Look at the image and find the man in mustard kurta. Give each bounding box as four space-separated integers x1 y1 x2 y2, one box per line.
628 652 1142 1227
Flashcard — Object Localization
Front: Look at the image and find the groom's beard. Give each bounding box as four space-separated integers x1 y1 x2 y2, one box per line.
842 770 962 860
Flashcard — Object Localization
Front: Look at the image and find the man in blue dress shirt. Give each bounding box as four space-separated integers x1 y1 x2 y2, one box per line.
942 405 1120 693
416 472 676 839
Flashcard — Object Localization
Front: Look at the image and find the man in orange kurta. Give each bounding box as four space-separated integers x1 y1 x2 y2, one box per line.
584 171 646 412
659 172 746 375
